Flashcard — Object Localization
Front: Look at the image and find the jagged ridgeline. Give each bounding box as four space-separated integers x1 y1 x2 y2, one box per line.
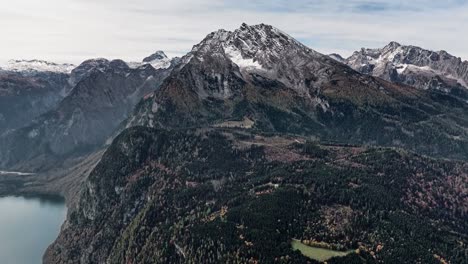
343 42 468 93
45 24 468 264
128 23 468 159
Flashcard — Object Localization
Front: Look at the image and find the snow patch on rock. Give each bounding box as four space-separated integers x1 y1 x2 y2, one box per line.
28 129 39 138
224 46 262 70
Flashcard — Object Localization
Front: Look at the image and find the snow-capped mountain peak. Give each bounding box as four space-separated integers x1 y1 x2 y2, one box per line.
128 51 173 70
163 23 347 100
183 23 324 73
384 41 402 49
67 58 111 87
2 59 75 74
345 42 468 90
224 23 308 69
143 51 168 62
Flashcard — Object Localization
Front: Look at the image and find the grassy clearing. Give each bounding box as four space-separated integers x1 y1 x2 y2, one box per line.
291 239 354 262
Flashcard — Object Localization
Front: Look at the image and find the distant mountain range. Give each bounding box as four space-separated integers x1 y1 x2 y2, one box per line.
0 51 175 74
37 24 468 264
0 59 75 74
0 52 178 171
332 42 468 94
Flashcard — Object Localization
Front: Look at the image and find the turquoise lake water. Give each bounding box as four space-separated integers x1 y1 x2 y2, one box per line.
0 196 66 264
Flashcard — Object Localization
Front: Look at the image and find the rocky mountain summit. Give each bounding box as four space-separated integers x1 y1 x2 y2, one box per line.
67 58 112 88
129 23 369 127
143 51 173 66
127 23 468 159
127 51 175 71
344 42 468 92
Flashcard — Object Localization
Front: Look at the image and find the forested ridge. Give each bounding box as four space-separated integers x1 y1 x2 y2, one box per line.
45 128 468 263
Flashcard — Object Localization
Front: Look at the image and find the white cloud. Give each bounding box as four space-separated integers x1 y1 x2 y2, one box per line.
0 0 467 64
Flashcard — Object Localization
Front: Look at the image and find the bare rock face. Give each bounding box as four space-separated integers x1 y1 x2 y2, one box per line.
185 23 343 94
345 42 468 92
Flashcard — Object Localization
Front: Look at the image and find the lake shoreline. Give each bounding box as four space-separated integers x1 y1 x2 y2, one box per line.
0 173 66 203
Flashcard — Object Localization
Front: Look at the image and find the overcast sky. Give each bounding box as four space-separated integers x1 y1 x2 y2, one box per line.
1 0 467 64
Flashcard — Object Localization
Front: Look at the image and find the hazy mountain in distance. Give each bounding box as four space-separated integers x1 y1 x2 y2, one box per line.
0 60 74 135
0 53 178 172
